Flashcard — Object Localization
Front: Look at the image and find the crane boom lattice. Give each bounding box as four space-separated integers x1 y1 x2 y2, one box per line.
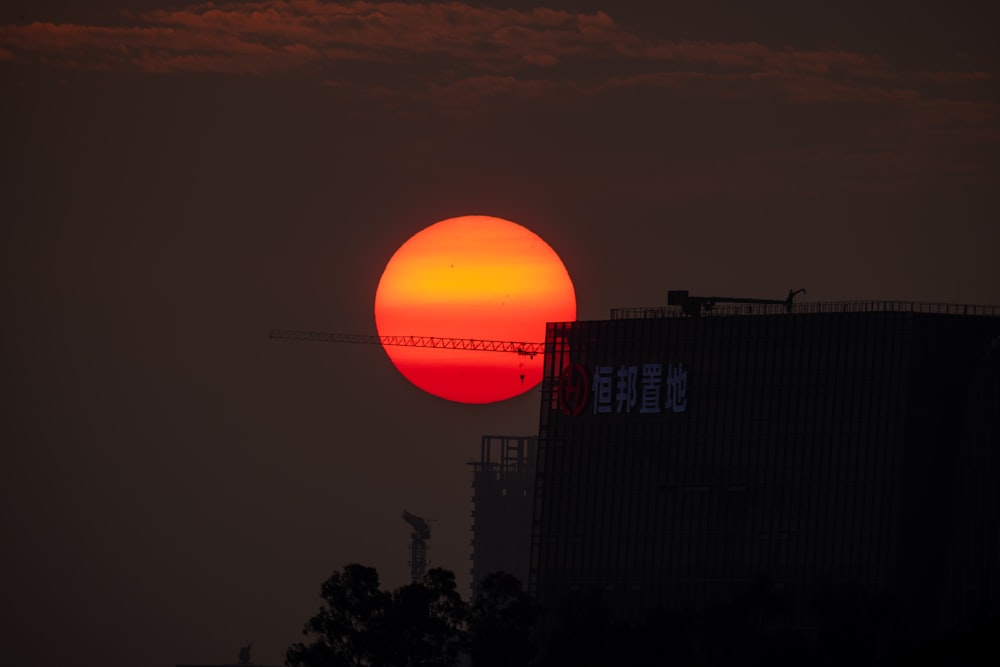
269 329 544 357
402 511 431 583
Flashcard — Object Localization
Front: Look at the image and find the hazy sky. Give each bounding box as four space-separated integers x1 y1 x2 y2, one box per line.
2 2 998 665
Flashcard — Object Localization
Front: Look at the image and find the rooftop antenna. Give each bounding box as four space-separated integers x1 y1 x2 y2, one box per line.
402 511 432 583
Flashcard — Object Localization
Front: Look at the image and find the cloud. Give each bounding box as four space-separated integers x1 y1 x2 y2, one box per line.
3 1 995 193
0 2 968 84
3 2 993 118
0 2 622 74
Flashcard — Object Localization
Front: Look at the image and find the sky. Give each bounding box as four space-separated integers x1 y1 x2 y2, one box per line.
1 1 998 665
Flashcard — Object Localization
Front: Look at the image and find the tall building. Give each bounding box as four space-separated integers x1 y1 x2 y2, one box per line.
529 300 1000 633
469 435 536 590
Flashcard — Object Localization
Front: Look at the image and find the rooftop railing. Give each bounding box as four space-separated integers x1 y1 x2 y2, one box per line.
609 301 1000 320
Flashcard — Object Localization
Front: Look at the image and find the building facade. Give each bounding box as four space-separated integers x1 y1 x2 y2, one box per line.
469 435 536 591
529 301 1000 632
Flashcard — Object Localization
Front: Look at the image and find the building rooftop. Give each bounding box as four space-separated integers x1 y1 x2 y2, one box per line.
610 299 1000 320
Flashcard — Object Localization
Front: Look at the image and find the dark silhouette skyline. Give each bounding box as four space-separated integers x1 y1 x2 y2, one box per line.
2 2 998 665
289 564 1000 667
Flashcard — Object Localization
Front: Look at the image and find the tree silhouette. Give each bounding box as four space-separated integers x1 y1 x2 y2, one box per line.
286 564 466 667
543 588 629 667
467 571 540 667
287 563 390 667
381 568 467 667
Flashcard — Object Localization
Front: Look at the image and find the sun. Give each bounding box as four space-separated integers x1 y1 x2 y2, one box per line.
374 215 577 404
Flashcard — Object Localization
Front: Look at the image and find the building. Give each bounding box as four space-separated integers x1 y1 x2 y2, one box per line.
469 435 536 590
529 299 1000 633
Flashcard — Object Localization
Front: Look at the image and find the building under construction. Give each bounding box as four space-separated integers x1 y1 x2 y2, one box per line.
468 435 536 589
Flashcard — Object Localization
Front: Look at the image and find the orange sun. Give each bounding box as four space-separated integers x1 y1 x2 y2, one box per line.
374 215 577 404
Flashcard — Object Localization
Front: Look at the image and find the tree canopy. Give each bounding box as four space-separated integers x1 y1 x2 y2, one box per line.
467 571 540 667
287 566 545 667
286 564 467 667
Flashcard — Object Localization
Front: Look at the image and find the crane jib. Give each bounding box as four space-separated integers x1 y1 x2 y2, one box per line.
268 329 545 357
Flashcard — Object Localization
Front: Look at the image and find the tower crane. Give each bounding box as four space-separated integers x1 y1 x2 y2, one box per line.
402 511 432 583
270 288 805 356
668 288 807 316
268 329 544 358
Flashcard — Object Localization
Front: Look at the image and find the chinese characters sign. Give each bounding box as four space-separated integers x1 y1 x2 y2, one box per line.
558 362 689 416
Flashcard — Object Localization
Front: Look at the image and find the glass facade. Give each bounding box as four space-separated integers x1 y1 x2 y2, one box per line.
529 305 1000 631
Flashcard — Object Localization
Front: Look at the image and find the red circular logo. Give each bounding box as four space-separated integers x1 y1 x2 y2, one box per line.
558 363 589 416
